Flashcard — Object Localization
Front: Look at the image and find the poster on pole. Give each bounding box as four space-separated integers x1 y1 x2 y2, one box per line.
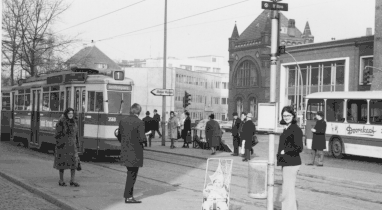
257 103 278 132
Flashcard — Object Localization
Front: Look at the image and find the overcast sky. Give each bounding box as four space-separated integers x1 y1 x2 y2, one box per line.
55 0 376 62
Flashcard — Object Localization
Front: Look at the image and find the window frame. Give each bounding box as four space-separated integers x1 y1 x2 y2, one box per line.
359 55 373 85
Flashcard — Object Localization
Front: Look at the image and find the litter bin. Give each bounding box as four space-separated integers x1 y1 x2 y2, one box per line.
248 160 268 199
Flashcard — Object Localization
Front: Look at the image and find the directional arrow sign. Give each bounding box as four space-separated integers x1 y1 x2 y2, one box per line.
261 1 288 11
151 88 174 96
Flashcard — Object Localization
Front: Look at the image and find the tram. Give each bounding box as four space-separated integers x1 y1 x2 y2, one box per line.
1 68 134 156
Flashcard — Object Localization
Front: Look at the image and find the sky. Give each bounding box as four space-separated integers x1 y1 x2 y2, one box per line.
54 0 376 62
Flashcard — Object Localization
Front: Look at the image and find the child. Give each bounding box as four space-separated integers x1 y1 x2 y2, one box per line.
202 174 228 210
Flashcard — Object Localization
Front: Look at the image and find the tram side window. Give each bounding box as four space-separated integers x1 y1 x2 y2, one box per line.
87 91 104 112
66 87 71 109
347 100 367 124
24 94 31 111
50 92 60 111
370 100 382 125
2 94 11 110
42 93 50 111
306 99 324 120
17 94 24 110
60 92 65 111
326 99 344 122
96 92 103 112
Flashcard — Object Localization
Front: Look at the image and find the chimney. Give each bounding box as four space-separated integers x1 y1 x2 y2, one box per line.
288 19 296 37
366 28 372 36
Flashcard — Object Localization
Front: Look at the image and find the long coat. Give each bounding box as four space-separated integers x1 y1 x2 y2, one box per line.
168 116 179 139
312 119 327 150
182 116 191 140
241 120 256 149
118 115 145 167
153 114 161 130
277 123 303 167
54 117 79 170
205 119 221 147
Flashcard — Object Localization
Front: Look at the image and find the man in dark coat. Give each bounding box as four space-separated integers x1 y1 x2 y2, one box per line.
152 109 162 138
307 111 327 166
142 111 154 147
117 103 145 204
231 112 242 156
205 114 221 155
181 112 192 148
241 113 256 162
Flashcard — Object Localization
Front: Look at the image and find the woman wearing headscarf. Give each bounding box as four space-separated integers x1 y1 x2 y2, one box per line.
54 108 80 187
168 111 179 149
277 106 303 210
205 114 221 155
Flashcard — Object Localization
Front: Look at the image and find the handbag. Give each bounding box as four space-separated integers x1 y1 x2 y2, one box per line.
252 135 259 147
186 132 192 143
76 156 82 171
240 140 245 155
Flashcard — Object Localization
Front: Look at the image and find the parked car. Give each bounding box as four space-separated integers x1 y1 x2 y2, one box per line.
220 121 232 132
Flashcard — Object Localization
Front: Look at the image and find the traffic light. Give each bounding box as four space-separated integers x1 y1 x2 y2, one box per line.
278 45 286 55
183 91 191 108
363 67 372 84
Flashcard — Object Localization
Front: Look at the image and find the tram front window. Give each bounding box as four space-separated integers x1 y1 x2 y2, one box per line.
108 91 131 114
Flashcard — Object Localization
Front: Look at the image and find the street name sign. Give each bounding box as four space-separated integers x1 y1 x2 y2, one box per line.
151 88 174 96
261 1 288 11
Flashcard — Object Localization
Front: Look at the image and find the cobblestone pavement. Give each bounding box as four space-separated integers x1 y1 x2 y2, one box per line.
0 176 62 210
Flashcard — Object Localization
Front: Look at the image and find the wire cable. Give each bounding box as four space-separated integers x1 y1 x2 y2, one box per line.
97 0 250 42
55 0 146 34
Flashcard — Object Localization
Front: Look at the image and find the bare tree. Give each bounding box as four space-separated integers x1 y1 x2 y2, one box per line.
2 0 76 78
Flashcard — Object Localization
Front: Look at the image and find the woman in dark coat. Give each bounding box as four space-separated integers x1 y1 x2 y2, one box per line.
205 114 221 155
54 108 80 187
182 112 191 148
307 111 327 166
277 106 303 210
241 113 256 162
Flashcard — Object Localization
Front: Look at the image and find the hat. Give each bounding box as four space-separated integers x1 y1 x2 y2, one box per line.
316 111 324 117
246 113 253 118
232 112 238 116
146 111 150 115
154 109 157 112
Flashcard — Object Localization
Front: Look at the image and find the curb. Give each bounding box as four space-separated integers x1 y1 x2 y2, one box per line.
144 148 382 191
0 171 85 210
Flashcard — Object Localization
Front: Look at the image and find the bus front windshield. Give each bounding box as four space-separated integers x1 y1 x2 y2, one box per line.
107 91 131 114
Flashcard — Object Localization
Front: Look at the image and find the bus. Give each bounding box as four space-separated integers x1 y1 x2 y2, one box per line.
304 91 382 159
1 68 134 156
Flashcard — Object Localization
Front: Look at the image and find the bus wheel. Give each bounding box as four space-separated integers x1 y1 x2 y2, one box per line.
331 138 344 159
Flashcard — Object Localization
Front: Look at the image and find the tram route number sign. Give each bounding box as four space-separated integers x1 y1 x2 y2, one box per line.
261 1 288 11
151 88 174 96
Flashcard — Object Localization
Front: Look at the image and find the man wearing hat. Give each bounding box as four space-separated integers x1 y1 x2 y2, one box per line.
231 112 242 156
142 111 154 147
307 111 327 166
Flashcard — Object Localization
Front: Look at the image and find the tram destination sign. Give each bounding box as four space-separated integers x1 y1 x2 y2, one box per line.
151 88 174 96
107 84 132 91
261 1 288 11
64 73 86 83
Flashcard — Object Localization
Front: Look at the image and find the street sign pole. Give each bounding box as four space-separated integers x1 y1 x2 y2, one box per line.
161 0 167 146
267 7 279 210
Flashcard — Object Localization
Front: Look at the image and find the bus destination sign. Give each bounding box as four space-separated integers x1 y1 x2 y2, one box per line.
107 84 132 91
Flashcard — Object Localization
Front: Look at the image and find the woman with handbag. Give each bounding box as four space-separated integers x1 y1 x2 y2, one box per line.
53 108 80 187
277 106 303 210
241 113 256 162
182 112 192 148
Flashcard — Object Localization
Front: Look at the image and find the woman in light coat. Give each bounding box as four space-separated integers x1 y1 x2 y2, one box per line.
168 111 179 149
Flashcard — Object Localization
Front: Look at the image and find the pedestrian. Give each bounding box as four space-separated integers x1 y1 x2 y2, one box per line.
142 111 154 147
153 109 162 138
168 111 179 149
241 113 256 162
277 106 303 210
182 111 191 148
205 114 221 155
54 108 80 187
117 103 146 204
239 112 253 156
306 111 326 167
230 112 242 156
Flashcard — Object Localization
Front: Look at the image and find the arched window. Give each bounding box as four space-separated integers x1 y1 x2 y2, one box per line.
235 60 258 87
236 98 243 116
249 97 257 120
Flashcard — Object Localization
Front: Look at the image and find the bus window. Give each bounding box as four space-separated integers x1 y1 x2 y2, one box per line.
306 99 324 120
370 100 382 125
60 92 65 111
347 100 367 124
24 94 31 111
50 92 60 111
326 99 344 122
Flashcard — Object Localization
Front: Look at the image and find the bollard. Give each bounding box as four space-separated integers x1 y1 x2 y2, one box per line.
248 160 268 199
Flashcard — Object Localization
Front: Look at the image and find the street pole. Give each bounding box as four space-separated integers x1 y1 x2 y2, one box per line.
267 8 278 210
161 0 167 146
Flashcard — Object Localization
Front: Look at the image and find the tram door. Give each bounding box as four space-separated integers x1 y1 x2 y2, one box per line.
74 87 85 152
31 89 41 147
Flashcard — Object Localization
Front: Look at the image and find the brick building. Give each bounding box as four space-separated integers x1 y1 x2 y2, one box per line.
228 10 312 120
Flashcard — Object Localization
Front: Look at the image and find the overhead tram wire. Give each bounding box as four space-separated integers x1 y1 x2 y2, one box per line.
55 0 147 34
96 0 250 42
